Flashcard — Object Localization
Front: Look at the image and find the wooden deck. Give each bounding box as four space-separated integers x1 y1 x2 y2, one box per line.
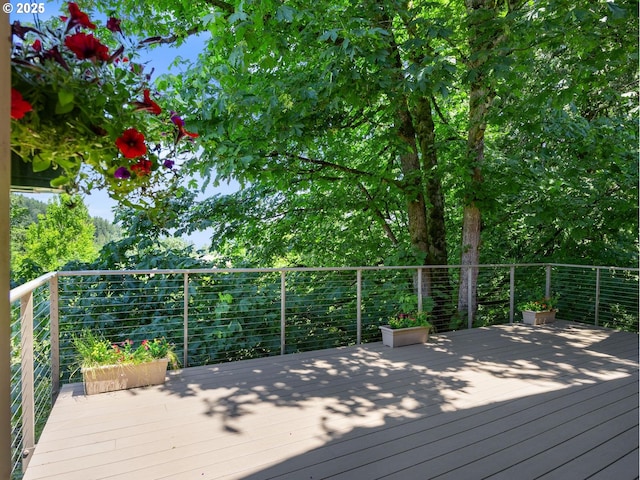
23 321 639 480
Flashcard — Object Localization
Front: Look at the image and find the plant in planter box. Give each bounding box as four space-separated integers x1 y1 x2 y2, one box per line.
388 311 433 330
380 295 434 348
73 329 178 395
519 294 559 325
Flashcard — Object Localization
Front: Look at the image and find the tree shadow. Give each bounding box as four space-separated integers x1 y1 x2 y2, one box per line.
54 321 637 479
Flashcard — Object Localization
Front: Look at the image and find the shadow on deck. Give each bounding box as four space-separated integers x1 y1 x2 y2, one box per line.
23 321 639 479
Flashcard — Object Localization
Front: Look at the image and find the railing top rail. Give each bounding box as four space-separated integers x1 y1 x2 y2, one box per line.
18 263 637 281
57 263 554 277
548 263 639 272
9 271 57 303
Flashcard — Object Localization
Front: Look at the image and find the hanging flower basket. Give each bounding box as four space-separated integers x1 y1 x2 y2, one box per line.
10 3 200 210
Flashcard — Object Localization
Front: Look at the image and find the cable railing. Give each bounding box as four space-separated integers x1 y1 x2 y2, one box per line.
8 263 639 479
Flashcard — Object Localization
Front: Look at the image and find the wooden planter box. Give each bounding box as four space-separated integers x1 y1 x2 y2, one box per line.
82 358 169 395
522 310 557 326
379 325 430 348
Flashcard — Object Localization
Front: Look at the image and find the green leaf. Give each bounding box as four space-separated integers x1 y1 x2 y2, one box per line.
55 101 75 115
607 3 627 20
31 154 51 172
275 5 295 23
58 90 74 106
50 176 71 187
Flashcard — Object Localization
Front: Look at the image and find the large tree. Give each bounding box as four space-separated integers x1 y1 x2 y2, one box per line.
94 0 462 269
84 0 637 322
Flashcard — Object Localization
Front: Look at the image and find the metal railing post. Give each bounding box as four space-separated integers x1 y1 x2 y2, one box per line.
280 272 286 355
595 267 601 326
356 270 362 345
183 273 189 367
20 292 35 469
49 275 60 400
509 265 515 324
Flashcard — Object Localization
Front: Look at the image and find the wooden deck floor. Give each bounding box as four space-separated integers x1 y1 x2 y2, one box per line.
23 321 639 480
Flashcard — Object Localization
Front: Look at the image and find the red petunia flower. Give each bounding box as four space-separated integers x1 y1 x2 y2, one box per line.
131 158 152 176
106 17 122 33
170 111 199 142
11 88 33 120
32 39 42 52
115 128 147 158
67 2 96 30
177 125 199 142
43 46 69 69
64 32 109 61
132 89 162 115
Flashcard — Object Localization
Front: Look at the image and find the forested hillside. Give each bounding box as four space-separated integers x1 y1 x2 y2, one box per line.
9 194 122 283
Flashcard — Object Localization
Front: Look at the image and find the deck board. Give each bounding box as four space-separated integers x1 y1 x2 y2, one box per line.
23 321 639 480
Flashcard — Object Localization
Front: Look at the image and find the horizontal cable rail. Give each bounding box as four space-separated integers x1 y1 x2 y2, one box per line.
8 263 639 479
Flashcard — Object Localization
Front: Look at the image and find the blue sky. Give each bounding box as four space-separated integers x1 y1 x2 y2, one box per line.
13 0 238 249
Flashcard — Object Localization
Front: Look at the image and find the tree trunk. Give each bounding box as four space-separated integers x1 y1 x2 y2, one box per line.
396 105 430 262
458 203 481 321
384 16 435 266
384 7 449 326
414 96 447 266
458 0 501 321
414 96 450 328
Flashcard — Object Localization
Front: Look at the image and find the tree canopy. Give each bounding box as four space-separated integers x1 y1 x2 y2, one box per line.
72 0 639 274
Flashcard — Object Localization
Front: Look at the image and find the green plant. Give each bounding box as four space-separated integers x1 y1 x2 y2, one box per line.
387 293 434 329
388 311 432 330
519 295 559 312
72 329 178 369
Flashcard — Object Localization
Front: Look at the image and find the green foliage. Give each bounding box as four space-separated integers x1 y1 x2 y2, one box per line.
480 0 638 267
388 312 432 330
72 329 178 368
11 194 98 281
104 0 635 270
93 217 123 248
519 295 559 312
